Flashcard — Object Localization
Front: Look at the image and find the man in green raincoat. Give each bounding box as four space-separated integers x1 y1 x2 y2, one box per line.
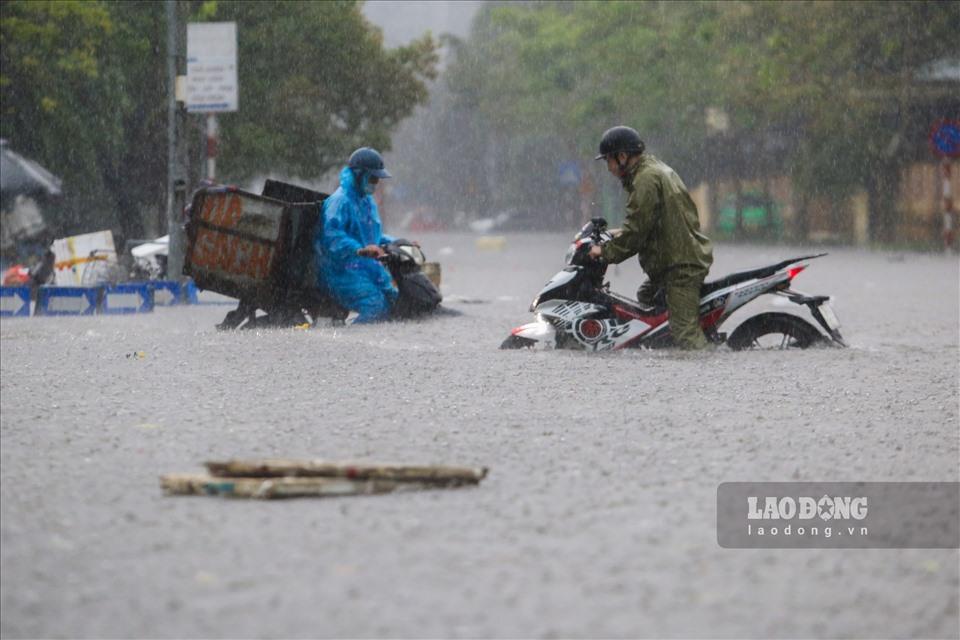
589 126 713 349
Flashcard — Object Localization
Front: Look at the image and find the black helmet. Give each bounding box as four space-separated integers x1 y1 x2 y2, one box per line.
348 147 391 178
595 126 645 160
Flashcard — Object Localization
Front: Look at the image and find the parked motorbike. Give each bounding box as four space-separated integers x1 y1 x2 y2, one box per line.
379 240 444 320
501 217 846 351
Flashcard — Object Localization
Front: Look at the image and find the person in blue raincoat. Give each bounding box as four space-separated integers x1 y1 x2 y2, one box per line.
315 147 397 322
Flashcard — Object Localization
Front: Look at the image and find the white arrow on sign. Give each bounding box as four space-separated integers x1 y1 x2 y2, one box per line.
0 294 28 314
106 293 143 309
154 289 175 305
47 295 92 313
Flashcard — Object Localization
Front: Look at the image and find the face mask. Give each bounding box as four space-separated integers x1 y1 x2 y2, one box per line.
360 172 379 196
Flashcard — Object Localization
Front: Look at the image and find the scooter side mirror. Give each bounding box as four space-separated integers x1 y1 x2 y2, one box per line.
576 217 608 242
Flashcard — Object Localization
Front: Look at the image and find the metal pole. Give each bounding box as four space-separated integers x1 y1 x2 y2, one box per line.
942 157 955 252
165 0 186 281
165 0 177 252
206 114 217 181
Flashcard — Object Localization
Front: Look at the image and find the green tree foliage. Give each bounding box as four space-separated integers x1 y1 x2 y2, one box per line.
710 1 959 239
1 1 143 238
0 0 436 243
202 0 437 182
437 0 959 238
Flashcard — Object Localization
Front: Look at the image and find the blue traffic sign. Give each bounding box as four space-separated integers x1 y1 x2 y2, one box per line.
929 120 960 158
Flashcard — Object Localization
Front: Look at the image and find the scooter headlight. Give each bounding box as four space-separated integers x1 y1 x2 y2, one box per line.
398 244 426 266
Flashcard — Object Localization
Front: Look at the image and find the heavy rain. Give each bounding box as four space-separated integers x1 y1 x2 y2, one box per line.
1 1 958 638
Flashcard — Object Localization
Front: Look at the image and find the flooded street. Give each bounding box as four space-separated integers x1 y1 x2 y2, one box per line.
2 233 958 638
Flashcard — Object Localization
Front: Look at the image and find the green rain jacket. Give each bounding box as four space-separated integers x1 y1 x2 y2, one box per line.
601 154 713 280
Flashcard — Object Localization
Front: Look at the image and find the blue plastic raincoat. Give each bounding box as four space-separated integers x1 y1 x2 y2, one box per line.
315 166 397 322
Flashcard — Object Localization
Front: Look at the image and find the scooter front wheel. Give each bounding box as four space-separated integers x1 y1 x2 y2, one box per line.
500 335 537 349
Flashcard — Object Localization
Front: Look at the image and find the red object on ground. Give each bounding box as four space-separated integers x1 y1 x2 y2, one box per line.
2 265 31 286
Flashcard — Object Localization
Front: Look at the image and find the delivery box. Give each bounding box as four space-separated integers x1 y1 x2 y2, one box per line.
183 182 332 325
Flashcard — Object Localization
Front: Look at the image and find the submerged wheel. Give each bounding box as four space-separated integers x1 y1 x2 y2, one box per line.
727 312 825 351
500 335 537 349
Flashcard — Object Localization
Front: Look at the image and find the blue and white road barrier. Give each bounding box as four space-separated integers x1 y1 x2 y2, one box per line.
149 280 199 306
1 280 203 319
102 283 154 314
36 286 101 316
0 287 31 317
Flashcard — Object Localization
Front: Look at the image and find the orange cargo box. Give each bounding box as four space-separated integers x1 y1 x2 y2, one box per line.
184 188 290 306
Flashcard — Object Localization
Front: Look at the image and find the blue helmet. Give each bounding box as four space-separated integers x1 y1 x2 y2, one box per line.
348 147 391 179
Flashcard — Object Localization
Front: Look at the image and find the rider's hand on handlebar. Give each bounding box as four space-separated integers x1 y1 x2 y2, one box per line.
588 245 604 260
357 244 385 258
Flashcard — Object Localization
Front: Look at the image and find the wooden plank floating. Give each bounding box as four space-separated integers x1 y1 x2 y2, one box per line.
162 460 488 499
204 459 488 485
160 474 474 499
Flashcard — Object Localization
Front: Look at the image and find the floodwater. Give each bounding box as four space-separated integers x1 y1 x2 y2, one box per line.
2 233 958 638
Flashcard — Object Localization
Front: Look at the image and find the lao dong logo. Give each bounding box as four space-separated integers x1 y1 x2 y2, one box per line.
747 494 868 521
719 482 958 547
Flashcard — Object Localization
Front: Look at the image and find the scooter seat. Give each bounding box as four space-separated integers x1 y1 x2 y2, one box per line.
700 265 778 296
604 290 663 316
700 254 827 296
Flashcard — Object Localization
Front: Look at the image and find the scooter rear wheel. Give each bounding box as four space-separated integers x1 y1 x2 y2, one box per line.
727 312 825 350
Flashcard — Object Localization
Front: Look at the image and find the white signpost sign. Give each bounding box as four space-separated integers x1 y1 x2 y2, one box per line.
186 22 238 113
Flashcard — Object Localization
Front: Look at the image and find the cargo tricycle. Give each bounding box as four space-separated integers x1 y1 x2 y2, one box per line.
183 180 442 329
